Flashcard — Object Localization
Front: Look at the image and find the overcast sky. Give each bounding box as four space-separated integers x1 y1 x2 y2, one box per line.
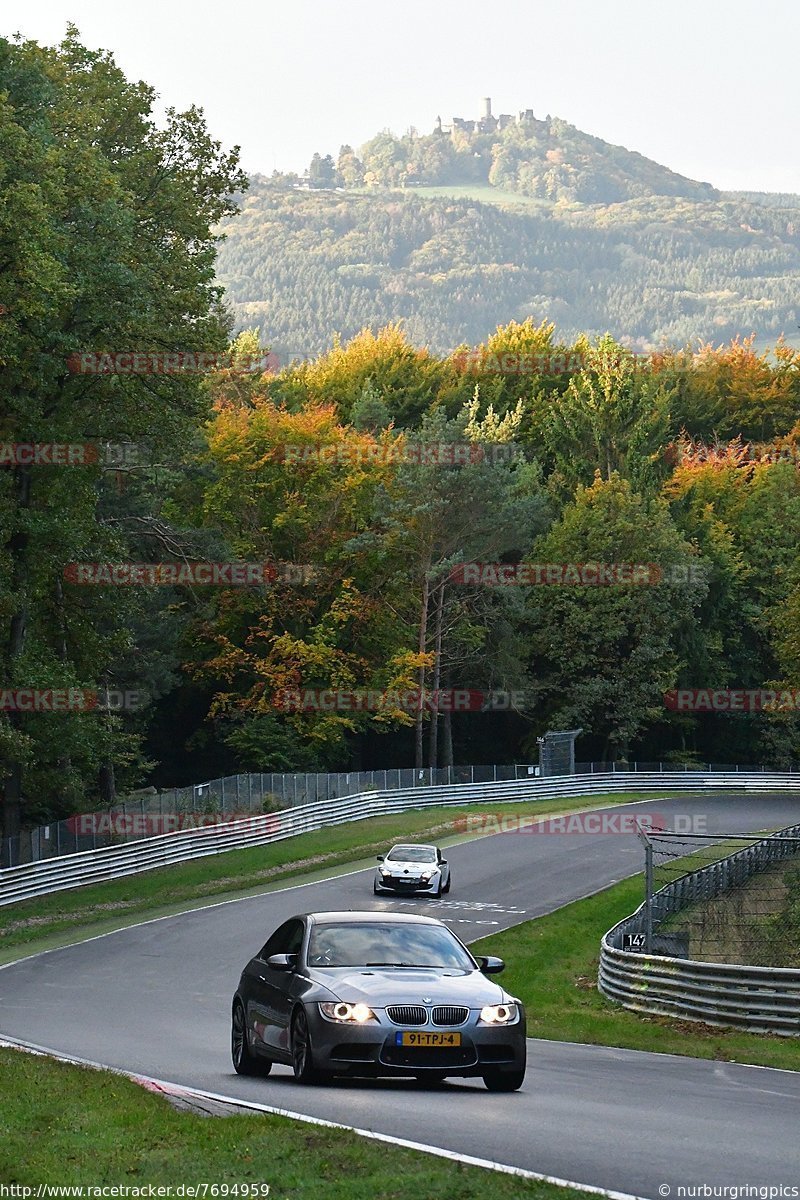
5 0 797 193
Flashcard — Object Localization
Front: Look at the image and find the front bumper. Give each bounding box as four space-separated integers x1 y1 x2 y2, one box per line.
307 1006 527 1078
374 873 441 895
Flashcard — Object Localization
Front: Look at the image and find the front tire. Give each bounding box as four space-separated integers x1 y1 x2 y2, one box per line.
443 873 451 894
482 1067 525 1092
231 1000 272 1077
291 1007 324 1084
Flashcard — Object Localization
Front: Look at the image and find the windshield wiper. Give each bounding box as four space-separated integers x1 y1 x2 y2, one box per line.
364 961 433 968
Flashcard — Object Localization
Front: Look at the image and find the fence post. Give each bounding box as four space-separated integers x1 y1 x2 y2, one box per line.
644 839 654 954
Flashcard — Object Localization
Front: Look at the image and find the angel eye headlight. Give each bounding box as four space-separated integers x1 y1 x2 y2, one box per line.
479 1003 517 1025
319 1002 376 1023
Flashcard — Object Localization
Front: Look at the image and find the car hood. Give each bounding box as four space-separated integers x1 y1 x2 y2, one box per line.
309 966 508 1006
380 859 438 873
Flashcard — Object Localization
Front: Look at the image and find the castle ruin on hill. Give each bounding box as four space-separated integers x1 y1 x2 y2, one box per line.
433 98 536 136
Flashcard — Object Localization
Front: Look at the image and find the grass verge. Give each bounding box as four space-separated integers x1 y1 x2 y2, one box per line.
0 791 669 962
0 1046 591 1197
471 876 800 1071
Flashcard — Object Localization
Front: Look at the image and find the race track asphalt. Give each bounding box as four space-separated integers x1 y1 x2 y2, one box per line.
2 792 799 1198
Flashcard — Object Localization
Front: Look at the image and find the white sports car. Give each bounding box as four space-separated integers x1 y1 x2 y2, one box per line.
374 843 451 898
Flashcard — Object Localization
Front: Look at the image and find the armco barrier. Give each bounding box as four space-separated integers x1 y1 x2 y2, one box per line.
2 771 799 909
599 820 800 1035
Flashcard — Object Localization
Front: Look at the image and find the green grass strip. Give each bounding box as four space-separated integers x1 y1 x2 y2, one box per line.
0 1045 595 1196
471 877 800 1071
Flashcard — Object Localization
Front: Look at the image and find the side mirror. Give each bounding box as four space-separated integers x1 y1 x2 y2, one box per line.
266 953 297 971
477 955 505 975
439 858 448 866
376 854 385 862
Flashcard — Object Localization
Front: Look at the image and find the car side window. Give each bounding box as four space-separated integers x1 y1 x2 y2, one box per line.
260 918 304 960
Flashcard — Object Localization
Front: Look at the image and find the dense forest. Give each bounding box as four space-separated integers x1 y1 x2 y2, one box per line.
217 179 800 358
3 34 800 838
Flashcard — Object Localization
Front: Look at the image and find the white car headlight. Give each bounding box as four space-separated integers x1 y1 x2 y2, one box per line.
479 1003 517 1025
319 1002 376 1023
379 867 391 877
420 871 433 881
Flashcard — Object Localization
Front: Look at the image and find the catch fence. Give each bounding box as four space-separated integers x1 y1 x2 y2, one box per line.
600 822 800 1033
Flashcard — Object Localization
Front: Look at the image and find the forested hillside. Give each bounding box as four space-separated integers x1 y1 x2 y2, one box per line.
216 179 800 359
318 114 718 203
4 35 800 835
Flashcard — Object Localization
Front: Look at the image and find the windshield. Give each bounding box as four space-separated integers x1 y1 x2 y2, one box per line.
307 922 474 969
386 845 437 863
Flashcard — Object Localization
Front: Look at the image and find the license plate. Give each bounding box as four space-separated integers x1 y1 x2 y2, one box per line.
396 1031 462 1047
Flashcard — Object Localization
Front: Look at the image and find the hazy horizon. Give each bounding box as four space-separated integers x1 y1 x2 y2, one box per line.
4 0 799 195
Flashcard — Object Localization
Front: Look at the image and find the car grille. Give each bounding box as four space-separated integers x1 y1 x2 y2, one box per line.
381 1044 478 1069
431 1006 469 1026
386 1005 427 1026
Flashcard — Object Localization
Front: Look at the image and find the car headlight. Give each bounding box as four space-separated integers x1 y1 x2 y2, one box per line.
379 867 391 877
479 1003 517 1025
319 1002 376 1023
420 871 433 881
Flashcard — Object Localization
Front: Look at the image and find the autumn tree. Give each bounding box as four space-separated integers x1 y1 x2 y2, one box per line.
0 29 246 833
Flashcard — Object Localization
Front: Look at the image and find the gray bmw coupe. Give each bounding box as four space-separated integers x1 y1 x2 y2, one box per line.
231 910 526 1090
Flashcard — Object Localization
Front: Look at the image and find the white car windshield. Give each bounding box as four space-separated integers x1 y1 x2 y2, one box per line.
307 922 473 969
386 845 437 863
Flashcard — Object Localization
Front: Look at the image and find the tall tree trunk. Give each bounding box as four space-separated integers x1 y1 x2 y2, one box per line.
414 566 431 770
428 581 445 768
3 464 32 838
442 707 454 769
98 762 116 807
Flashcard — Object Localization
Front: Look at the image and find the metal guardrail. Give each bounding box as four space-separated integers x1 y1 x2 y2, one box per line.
599 820 800 1035
2 762 542 868
11 759 795 869
0 768 796 907
2 770 799 910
